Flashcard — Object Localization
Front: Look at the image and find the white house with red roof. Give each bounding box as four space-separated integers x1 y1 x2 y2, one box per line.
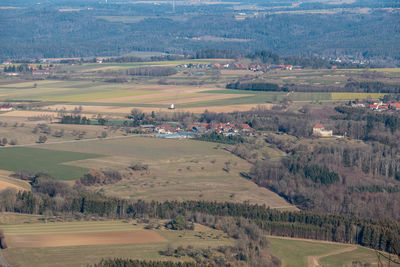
313 124 333 137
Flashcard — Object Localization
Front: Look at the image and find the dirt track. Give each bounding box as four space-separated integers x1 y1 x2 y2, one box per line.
307 246 357 267
6 230 167 248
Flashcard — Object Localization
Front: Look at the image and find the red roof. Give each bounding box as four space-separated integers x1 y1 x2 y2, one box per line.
241 123 251 129
314 124 324 129
157 124 173 130
391 103 400 108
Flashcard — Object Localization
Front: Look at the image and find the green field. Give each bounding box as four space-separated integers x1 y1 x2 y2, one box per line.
0 147 101 180
267 237 383 267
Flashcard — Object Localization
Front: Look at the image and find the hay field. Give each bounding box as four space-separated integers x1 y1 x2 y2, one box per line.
0 170 30 191
39 136 295 209
1 218 233 267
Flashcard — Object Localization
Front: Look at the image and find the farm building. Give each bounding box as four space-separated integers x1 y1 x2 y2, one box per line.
313 124 333 137
370 102 389 111
0 106 12 111
389 103 400 111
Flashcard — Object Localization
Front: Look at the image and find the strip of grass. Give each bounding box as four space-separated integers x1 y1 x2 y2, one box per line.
43 90 153 102
290 92 331 101
0 147 102 180
200 89 258 94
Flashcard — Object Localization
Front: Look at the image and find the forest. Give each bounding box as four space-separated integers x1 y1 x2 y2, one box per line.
0 0 399 66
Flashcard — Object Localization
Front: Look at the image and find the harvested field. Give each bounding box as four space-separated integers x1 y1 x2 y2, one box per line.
44 103 274 114
331 92 386 100
5 230 167 248
0 176 30 191
1 217 234 267
0 110 58 118
0 170 30 191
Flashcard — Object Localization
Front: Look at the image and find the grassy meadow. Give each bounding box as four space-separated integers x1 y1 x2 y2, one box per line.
36 136 294 208
267 237 383 267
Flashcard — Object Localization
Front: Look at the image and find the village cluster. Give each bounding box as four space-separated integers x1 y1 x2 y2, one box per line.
2 61 55 76
351 100 400 111
177 62 301 72
139 122 253 139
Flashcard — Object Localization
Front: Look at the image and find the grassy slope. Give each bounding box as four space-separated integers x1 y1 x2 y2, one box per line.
267 237 381 267
37 137 294 208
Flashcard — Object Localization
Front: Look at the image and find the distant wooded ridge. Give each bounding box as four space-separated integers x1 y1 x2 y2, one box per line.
0 0 398 66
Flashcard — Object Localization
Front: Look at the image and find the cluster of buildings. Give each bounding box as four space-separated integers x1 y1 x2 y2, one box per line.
329 56 370 65
138 122 253 138
30 65 55 75
369 101 400 112
177 62 301 72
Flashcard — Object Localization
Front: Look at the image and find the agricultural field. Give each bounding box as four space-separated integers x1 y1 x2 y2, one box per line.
267 236 385 267
0 215 233 267
0 170 30 191
0 65 394 116
0 147 101 180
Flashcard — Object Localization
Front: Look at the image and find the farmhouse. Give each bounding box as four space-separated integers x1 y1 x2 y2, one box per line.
155 124 176 134
313 124 333 137
369 102 389 111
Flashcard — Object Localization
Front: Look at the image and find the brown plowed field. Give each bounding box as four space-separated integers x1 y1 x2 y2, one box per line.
6 230 167 248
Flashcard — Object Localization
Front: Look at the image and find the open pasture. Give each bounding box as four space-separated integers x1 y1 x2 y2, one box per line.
267 236 383 267
38 136 295 208
0 217 233 267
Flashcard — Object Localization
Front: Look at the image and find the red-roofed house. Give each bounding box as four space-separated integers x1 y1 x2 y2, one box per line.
390 103 400 111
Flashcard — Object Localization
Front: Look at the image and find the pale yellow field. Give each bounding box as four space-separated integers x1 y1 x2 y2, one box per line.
44 103 274 114
0 170 30 191
331 92 386 100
